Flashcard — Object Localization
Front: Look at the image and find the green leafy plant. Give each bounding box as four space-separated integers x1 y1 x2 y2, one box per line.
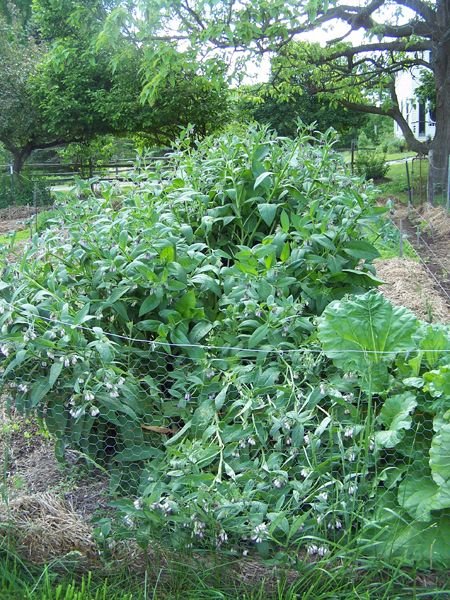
0 126 449 566
355 150 389 181
0 172 51 209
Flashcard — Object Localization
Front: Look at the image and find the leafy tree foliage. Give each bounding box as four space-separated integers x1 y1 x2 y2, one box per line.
0 0 32 24
0 0 230 174
237 83 367 145
0 15 55 174
128 0 450 201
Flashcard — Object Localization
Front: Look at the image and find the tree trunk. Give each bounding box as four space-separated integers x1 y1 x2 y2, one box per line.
11 147 31 175
428 3 450 206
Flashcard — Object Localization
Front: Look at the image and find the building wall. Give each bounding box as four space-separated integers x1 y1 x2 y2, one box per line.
394 67 435 142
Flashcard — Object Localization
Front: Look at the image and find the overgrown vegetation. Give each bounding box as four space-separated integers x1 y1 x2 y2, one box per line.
0 172 52 209
0 126 449 569
354 150 389 181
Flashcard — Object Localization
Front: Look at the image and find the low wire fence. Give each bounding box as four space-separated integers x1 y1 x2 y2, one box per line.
0 298 449 568
0 156 174 216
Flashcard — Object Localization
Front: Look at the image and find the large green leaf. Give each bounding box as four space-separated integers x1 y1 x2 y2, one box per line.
257 203 277 226
375 393 417 448
318 291 419 390
430 419 450 487
342 240 380 261
424 366 450 399
366 491 450 568
419 324 450 370
398 470 450 521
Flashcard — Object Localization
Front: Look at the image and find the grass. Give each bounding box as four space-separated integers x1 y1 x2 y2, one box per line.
385 151 416 162
377 158 429 205
1 543 450 599
339 150 415 164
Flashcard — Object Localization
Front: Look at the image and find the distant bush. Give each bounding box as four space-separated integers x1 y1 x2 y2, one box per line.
381 136 407 154
0 172 52 209
355 150 389 180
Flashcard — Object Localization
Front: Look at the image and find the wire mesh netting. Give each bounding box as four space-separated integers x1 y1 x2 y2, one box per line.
1 127 449 571
1 307 450 565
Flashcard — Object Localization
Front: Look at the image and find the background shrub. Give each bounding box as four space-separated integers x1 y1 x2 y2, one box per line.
355 150 389 180
0 172 52 208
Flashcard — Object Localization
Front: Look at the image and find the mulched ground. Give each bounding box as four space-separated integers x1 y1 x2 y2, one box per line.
0 406 109 518
392 203 450 304
0 205 51 235
375 257 449 322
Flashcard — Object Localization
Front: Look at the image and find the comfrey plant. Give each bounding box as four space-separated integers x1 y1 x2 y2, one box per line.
0 125 449 566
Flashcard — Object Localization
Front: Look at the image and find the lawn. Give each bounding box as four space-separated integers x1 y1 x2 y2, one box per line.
377 157 429 204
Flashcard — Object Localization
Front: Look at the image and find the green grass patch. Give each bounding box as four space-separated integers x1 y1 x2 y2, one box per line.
1 546 450 600
384 151 416 162
378 159 428 204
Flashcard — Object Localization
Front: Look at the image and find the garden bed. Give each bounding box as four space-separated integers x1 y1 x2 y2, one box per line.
392 203 450 304
0 205 45 235
1 130 450 575
375 257 449 322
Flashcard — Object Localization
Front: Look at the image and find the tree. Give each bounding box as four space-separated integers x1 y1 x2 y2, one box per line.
33 38 230 147
0 0 230 175
131 0 450 202
0 0 32 25
0 16 62 174
236 66 368 144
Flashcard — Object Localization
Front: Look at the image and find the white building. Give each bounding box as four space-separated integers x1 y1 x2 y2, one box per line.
394 66 435 141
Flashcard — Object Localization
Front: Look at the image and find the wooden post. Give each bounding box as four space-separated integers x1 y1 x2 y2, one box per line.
447 154 450 211
351 140 356 175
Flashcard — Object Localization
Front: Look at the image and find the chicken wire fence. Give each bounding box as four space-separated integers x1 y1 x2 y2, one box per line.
405 155 450 210
1 315 450 564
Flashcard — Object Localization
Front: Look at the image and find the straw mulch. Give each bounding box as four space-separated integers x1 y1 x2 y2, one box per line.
419 204 450 238
375 257 449 322
0 493 98 565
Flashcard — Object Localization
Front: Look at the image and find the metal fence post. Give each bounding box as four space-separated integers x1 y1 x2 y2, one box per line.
405 160 412 207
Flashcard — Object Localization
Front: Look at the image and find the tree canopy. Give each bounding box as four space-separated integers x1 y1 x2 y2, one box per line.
0 0 231 173
0 14 53 173
126 0 449 201
237 81 367 145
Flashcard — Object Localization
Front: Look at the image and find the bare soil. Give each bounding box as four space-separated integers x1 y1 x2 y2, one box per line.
0 205 52 235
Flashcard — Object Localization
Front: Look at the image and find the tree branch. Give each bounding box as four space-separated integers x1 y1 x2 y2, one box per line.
324 40 432 60
284 1 434 40
394 0 436 25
